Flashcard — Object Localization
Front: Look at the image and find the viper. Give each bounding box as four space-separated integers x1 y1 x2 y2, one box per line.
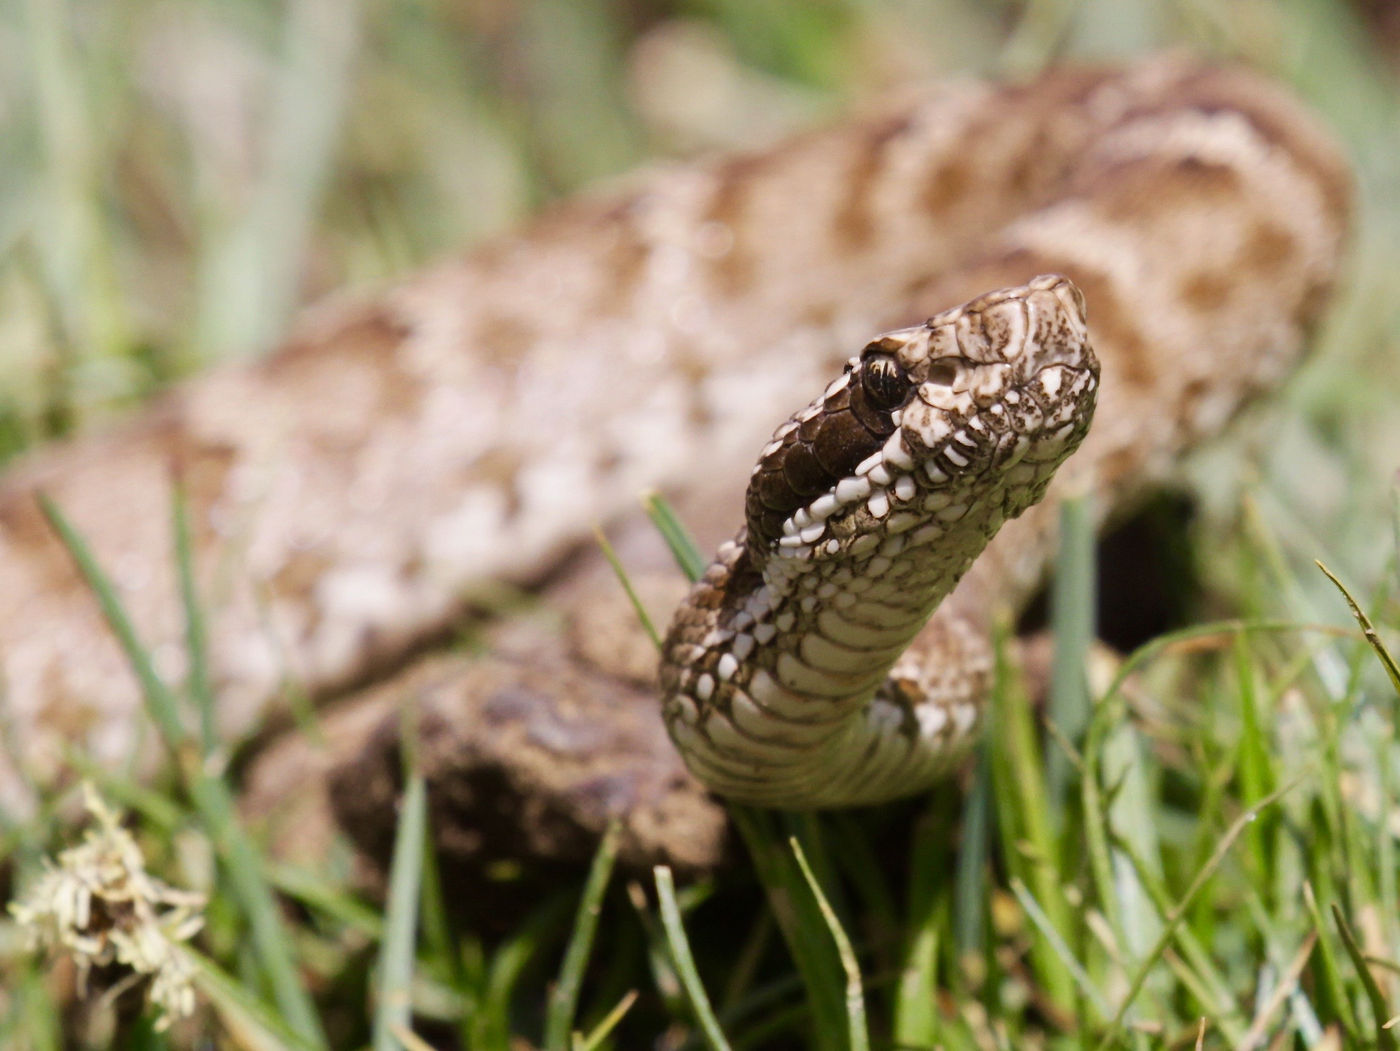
661 277 1098 807
0 59 1352 859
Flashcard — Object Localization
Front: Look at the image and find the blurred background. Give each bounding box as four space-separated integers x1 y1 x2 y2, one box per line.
0 0 1396 622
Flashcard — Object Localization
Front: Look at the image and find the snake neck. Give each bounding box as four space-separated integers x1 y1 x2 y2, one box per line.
658 458 1054 806
659 276 1098 808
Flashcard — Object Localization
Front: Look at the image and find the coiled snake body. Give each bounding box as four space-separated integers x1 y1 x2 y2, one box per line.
662 277 1098 807
0 58 1353 860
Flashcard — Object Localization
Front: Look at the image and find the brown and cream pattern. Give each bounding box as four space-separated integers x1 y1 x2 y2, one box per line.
0 58 1351 859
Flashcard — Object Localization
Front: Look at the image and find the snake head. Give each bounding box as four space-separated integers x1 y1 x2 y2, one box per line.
744 274 1099 561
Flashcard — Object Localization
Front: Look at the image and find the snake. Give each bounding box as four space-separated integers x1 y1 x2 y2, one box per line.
660 277 1098 807
0 57 1353 861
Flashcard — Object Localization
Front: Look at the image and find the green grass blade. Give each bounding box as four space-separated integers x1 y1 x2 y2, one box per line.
1232 633 1276 887
371 773 428 1051
479 892 579 1048
544 819 622 1050
25 0 131 361
1009 877 1109 1021
41 493 327 1047
1235 932 1318 1051
1302 883 1361 1042
952 744 992 961
1094 774 1306 1051
413 801 463 1000
171 482 216 755
193 0 364 359
573 989 638 1051
643 491 708 582
189 776 328 1047
729 806 847 1049
389 1024 436 1051
1108 834 1245 1038
594 525 661 650
988 623 1076 1016
183 945 320 1051
654 865 734 1051
264 861 385 941
5 964 62 1051
894 807 949 1045
39 493 188 751
1046 493 1095 818
788 836 869 1051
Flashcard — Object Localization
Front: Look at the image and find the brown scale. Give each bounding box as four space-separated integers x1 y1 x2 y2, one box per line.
743 346 912 549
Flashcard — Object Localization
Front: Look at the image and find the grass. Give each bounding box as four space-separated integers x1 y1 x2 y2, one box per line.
13 486 1400 1048
2 0 1400 1049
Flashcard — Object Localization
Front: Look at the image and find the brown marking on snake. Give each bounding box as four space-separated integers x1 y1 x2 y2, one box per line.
1295 276 1340 334
702 152 772 294
1076 270 1156 390
1124 67 1353 231
923 158 972 214
833 113 915 249
802 301 838 331
592 446 624 475
593 201 652 316
1095 441 1145 490
1090 155 1244 224
474 312 540 362
0 492 83 592
474 447 527 518
1237 221 1298 274
0 488 58 550
37 664 100 740
1003 127 1052 198
1233 108 1353 232
269 306 423 419
1178 269 1233 313
171 437 239 543
272 548 333 604
673 351 718 429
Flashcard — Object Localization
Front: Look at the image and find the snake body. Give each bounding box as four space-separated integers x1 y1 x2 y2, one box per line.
0 59 1353 860
662 277 1098 806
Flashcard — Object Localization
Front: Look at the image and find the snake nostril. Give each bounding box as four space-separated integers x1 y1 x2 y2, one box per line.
926 358 958 386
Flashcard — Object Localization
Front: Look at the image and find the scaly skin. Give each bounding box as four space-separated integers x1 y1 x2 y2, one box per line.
0 61 1352 869
662 277 1098 807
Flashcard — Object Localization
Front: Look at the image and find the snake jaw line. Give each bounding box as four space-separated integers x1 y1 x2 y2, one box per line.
661 276 1099 807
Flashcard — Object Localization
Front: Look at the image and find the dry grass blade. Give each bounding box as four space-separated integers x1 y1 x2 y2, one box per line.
1316 560 1400 697
1236 932 1317 1051
1331 905 1400 1050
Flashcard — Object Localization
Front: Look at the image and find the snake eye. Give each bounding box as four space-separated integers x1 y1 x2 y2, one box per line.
861 353 909 410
